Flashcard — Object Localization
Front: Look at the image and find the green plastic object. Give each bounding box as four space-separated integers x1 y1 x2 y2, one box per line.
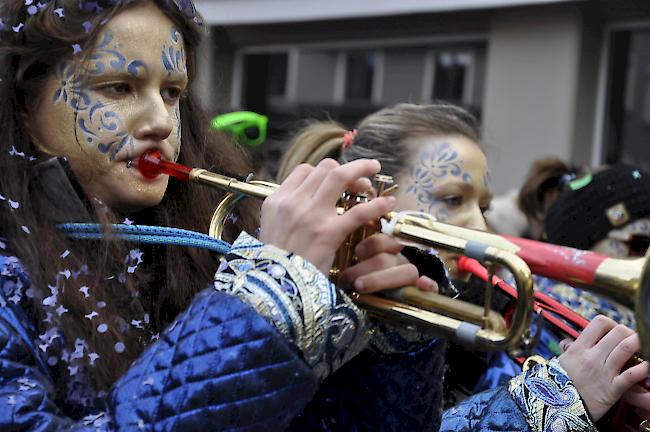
210 111 268 147
569 173 593 191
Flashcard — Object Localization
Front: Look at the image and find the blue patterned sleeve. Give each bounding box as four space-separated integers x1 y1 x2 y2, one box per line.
441 357 598 432
508 357 597 432
213 232 369 381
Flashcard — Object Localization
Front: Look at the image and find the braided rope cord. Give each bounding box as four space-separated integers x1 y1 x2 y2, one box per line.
57 223 231 254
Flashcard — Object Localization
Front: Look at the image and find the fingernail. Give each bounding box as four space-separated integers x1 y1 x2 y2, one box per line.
355 279 365 292
384 196 396 205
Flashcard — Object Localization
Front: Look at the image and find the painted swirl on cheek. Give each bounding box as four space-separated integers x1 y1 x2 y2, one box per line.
52 31 150 161
483 171 491 190
162 28 186 76
403 142 473 221
172 105 181 161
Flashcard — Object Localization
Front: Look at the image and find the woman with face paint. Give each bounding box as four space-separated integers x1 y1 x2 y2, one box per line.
0 1 447 430
280 103 650 431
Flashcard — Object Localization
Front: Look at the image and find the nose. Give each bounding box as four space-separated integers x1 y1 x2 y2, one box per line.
465 204 488 231
132 90 173 142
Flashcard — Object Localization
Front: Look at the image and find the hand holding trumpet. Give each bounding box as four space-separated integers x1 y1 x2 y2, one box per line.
558 315 650 421
259 158 438 293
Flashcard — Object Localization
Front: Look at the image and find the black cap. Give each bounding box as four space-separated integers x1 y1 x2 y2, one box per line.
544 163 650 250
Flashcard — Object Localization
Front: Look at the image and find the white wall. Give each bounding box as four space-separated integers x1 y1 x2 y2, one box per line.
195 0 580 25
482 7 582 194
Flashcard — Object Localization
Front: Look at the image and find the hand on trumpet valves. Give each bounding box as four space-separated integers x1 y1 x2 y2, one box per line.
259 158 396 275
337 233 440 293
557 315 650 421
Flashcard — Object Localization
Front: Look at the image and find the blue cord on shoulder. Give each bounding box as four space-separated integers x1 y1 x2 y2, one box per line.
57 223 231 254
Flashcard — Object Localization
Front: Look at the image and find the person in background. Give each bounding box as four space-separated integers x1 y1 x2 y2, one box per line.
538 163 650 326
517 157 581 240
280 103 650 431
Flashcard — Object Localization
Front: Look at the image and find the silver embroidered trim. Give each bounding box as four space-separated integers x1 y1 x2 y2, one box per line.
214 232 368 381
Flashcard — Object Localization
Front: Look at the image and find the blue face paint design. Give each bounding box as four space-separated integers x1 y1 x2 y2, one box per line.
161 28 186 76
172 105 181 161
403 142 473 220
483 171 491 189
52 30 150 161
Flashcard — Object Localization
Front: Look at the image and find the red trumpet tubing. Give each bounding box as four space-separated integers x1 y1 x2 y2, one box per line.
457 256 588 339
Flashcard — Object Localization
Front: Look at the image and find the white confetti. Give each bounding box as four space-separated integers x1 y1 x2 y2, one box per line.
114 342 125 353
56 305 68 316
42 295 57 307
88 352 100 365
123 218 134 225
21 225 30 234
85 311 98 320
60 250 70 259
79 286 90 298
97 323 108 333
131 319 143 329
9 146 25 158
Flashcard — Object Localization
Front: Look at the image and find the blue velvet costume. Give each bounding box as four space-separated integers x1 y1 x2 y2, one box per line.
0 160 598 431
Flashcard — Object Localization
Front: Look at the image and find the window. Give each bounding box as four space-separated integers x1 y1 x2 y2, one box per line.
235 39 486 136
433 51 473 102
241 52 288 113
345 51 376 102
604 28 650 169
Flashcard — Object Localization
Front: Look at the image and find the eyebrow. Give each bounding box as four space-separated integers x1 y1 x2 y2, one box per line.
83 70 188 84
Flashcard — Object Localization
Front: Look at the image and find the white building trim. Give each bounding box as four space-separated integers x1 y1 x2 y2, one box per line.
195 0 580 25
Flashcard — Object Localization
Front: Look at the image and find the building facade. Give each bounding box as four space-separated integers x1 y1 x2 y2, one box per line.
195 0 650 192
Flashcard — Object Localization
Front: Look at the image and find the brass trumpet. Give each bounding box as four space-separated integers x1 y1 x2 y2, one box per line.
133 150 534 352
417 220 650 358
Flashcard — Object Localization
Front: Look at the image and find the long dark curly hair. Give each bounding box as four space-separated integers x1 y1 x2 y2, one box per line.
0 0 258 393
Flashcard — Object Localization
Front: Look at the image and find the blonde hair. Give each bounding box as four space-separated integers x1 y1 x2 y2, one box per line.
277 103 481 183
276 121 346 182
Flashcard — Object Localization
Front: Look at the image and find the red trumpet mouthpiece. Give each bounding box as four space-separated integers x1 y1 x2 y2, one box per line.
132 149 192 181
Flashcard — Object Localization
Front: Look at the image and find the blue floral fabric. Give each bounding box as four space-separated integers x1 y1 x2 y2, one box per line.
509 358 597 432
534 275 635 328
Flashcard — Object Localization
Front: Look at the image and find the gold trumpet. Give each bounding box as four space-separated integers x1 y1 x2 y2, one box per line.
415 219 650 359
133 150 534 352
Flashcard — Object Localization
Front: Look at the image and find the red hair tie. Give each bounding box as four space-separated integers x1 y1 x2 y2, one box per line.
342 129 358 150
